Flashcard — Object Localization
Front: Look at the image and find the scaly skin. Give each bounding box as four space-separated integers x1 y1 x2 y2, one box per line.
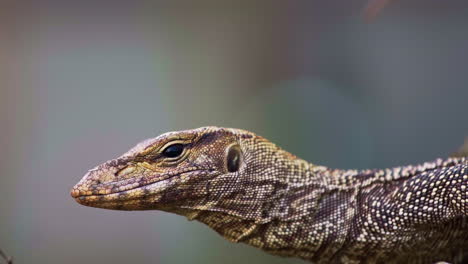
71 127 468 263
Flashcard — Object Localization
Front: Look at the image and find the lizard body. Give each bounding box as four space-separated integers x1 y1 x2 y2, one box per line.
71 127 468 263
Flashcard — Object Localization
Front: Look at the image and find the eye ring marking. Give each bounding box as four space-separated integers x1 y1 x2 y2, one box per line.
162 143 184 158
226 144 242 173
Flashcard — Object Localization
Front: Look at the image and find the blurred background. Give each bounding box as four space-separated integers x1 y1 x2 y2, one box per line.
1 0 468 263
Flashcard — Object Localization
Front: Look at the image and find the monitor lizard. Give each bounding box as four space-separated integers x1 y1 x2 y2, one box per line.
71 127 468 263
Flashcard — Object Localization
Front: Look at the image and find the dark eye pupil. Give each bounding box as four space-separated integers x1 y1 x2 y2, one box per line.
227 145 241 172
162 144 184 158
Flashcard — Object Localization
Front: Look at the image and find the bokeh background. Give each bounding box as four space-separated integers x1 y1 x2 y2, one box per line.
1 1 468 263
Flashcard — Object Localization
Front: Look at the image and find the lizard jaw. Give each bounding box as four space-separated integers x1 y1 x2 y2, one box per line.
71 175 183 210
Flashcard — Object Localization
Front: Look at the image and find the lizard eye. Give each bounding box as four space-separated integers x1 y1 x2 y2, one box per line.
162 143 184 158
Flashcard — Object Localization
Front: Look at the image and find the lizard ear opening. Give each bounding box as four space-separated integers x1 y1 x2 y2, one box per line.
226 144 242 173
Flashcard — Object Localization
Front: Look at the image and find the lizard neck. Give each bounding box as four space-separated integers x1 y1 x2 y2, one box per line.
189 158 359 262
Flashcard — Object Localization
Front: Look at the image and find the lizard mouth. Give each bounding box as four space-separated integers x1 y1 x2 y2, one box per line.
71 169 218 205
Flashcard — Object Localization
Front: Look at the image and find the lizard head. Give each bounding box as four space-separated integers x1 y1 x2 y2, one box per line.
71 127 297 223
